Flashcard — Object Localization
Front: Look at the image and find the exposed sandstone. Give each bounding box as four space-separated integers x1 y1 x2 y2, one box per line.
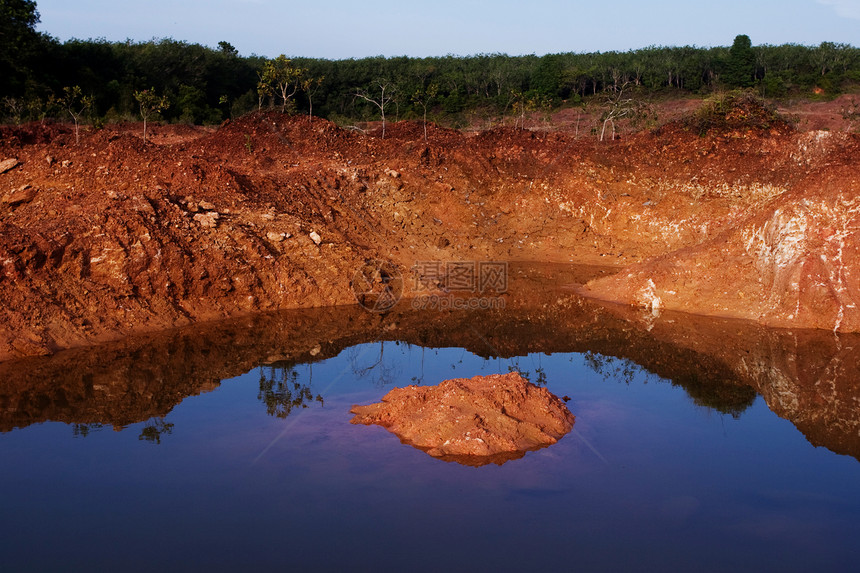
350 372 575 466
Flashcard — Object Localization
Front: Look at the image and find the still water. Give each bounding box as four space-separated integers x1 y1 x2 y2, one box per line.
1 268 859 572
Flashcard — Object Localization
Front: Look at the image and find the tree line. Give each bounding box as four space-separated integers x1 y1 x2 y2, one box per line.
2 1 859 129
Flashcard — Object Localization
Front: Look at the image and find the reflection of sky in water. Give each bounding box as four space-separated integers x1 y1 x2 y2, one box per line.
2 342 860 572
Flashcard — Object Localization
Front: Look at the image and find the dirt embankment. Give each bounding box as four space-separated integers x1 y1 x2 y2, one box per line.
1 109 859 359
579 130 860 331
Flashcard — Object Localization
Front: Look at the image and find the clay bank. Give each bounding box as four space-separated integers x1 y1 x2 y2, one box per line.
1 99 860 359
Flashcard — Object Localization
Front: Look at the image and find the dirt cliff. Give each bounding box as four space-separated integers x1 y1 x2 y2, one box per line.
580 130 860 331
1 107 859 359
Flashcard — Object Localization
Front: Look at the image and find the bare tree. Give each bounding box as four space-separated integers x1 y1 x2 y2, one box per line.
26 94 56 125
598 81 652 141
349 342 397 387
354 80 396 138
573 98 591 139
2 97 23 125
411 83 438 142
510 90 541 130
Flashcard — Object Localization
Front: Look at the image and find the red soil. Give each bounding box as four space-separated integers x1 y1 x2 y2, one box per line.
1 103 859 360
350 372 574 466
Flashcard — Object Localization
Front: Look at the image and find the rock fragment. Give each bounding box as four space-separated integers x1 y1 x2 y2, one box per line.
0 158 19 174
193 211 220 228
2 186 36 206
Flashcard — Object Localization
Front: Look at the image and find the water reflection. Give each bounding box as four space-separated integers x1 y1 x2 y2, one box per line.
138 417 174 444
0 263 858 461
349 341 402 387
257 364 324 418
582 351 756 419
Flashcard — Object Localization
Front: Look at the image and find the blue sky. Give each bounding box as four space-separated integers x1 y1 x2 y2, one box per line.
35 0 860 59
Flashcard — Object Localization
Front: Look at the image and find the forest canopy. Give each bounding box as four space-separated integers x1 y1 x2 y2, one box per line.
1 0 858 127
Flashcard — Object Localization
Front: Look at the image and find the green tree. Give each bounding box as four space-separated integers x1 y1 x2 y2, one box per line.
257 365 323 419
176 84 214 124
217 40 238 57
301 74 324 117
532 54 563 97
61 86 94 144
133 87 169 143
138 418 174 444
0 0 42 96
258 55 306 113
726 34 755 88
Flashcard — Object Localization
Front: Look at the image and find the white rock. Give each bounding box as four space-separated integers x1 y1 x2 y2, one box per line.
193 212 219 228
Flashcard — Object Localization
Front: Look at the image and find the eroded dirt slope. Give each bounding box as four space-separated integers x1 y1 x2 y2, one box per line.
1 111 859 359
580 130 860 331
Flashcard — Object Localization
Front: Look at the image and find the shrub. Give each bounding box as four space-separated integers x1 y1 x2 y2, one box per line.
685 89 790 134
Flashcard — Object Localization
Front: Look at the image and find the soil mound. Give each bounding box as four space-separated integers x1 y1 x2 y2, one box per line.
350 372 575 466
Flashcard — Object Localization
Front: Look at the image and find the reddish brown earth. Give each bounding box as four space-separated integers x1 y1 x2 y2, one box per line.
579 129 860 331
1 99 860 361
350 372 575 465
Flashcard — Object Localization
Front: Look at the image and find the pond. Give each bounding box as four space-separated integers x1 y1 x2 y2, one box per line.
1 264 859 572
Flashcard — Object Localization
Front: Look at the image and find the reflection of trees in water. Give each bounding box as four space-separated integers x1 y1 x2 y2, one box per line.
582 351 756 418
506 355 548 386
583 351 653 385
409 345 428 385
73 419 175 443
73 423 104 437
138 418 174 444
669 373 756 419
349 341 402 387
258 365 324 419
